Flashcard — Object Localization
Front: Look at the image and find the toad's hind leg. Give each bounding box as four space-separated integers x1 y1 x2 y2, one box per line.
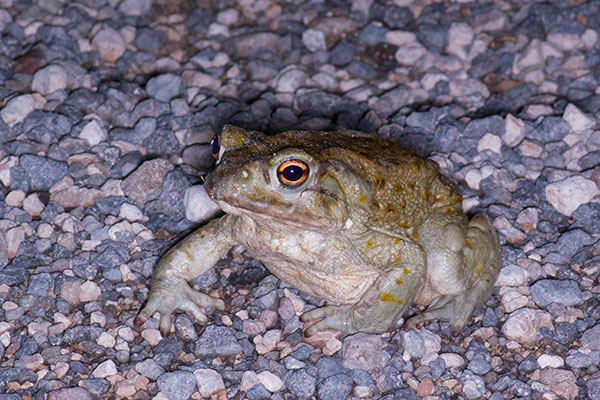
406 214 501 334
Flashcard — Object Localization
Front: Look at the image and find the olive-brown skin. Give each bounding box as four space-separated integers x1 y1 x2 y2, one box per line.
136 126 501 337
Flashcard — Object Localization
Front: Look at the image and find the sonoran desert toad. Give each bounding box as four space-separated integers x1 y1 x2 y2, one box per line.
136 125 501 337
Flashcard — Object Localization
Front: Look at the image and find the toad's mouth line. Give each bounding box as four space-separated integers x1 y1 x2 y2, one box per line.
215 198 339 232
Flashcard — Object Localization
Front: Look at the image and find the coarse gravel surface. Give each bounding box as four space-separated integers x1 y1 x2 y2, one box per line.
1 0 600 399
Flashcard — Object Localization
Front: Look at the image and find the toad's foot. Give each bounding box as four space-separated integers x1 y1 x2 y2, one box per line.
135 279 225 337
404 292 482 335
300 305 355 336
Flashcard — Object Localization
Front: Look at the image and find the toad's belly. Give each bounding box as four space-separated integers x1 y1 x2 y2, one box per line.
256 253 378 304
237 217 379 304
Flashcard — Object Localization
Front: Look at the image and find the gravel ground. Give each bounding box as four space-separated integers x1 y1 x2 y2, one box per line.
1 0 599 399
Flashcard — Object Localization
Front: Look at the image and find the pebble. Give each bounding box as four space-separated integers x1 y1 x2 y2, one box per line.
257 371 284 392
539 369 578 400
302 29 327 52
119 0 151 16
563 103 595 133
502 308 553 345
193 369 225 397
92 359 117 378
48 387 93 400
32 64 68 95
121 159 174 206
194 325 243 357
341 333 386 371
285 369 316 399
92 28 126 63
1 94 36 127
146 74 185 103
157 371 196 400
545 175 599 216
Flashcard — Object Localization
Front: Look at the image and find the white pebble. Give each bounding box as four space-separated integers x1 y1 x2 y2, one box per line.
395 42 428 66
446 23 474 60
32 64 68 95
302 29 326 52
194 369 225 397
23 193 45 216
79 120 106 146
545 175 599 216
538 354 565 369
0 94 35 127
503 114 525 147
184 185 221 222
118 0 151 16
477 133 502 154
93 359 118 378
80 281 101 302
257 371 283 392
5 190 25 207
563 103 595 133
97 332 116 348
92 27 126 63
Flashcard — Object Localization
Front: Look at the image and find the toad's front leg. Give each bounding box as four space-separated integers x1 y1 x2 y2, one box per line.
135 214 237 337
301 237 425 335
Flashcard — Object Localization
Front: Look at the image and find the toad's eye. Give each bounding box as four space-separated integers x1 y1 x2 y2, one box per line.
277 160 309 187
210 134 220 159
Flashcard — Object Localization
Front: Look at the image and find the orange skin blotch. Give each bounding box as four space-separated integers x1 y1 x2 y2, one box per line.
184 250 194 260
380 293 404 304
366 240 374 250
403 268 411 275
395 278 403 285
359 195 367 204
411 231 420 241
392 238 400 245
422 189 428 202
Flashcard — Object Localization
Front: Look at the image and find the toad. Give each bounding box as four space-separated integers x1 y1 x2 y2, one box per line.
136 126 500 337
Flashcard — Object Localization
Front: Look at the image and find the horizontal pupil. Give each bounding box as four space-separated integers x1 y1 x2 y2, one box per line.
283 165 304 181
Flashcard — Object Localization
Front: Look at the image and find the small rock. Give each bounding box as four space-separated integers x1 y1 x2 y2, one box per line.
540 368 578 400
80 281 101 302
394 42 427 66
495 265 528 287
121 159 174 206
477 133 502 154
5 190 25 207
157 371 196 400
276 67 308 93
51 187 106 208
32 64 68 95
119 0 151 16
302 29 326 52
545 175 599 216
440 353 465 368
581 324 600 350
342 333 386 371
318 373 353 400
92 360 117 378
417 377 434 397
23 193 44 216
60 280 81 305
79 120 106 146
563 103 595 133
193 369 225 398
194 325 243 357
21 154 68 191
184 185 221 222
527 117 570 143
446 23 474 60
537 354 564 369
135 359 165 380
6 226 25 259
1 94 36 127
516 208 538 233
285 369 316 399
92 27 126 63
48 387 93 400
114 380 137 397
146 74 185 102
501 308 553 345
504 114 525 147
257 371 283 392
